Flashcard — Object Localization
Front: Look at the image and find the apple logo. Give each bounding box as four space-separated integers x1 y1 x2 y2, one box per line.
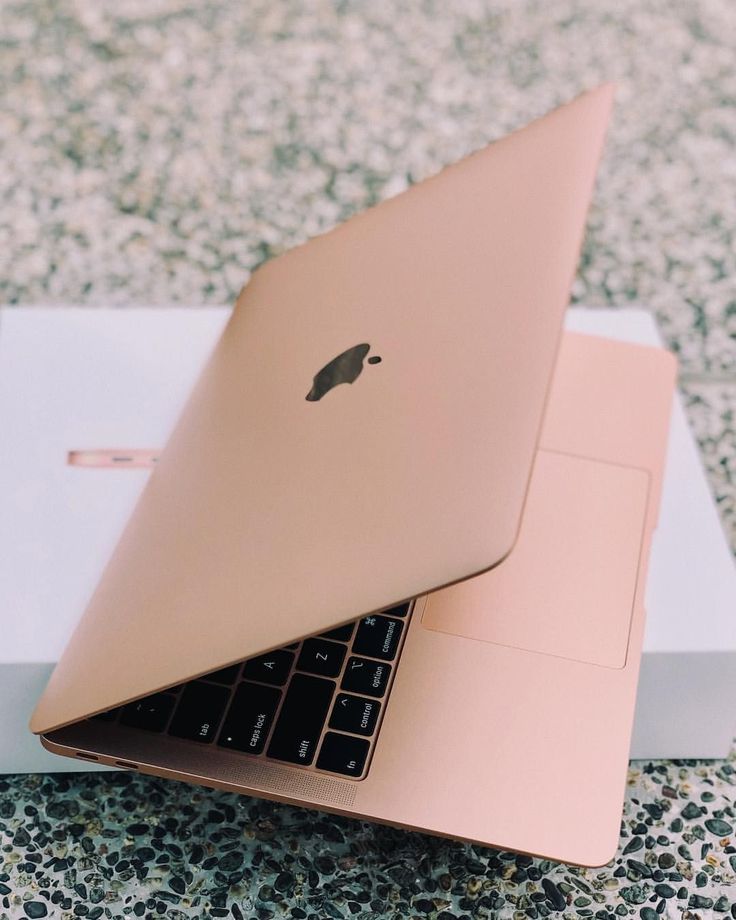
306 343 382 401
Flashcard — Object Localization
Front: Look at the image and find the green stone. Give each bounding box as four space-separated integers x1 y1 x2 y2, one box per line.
681 802 701 820
620 885 647 905
704 818 733 836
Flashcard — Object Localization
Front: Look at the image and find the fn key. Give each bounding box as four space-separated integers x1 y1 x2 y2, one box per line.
317 733 369 777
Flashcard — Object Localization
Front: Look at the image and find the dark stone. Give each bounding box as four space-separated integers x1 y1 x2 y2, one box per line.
218 852 243 872
640 910 658 920
14 828 31 846
627 859 651 877
274 872 294 892
169 877 186 895
689 895 714 909
715 896 730 912
314 856 336 875
654 884 676 898
126 823 149 836
623 837 643 854
541 879 565 911
705 818 733 837
24 904 48 919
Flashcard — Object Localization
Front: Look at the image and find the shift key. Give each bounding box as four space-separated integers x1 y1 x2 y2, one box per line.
267 674 334 765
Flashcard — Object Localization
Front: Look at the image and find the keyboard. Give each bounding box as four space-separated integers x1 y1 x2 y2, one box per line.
92 601 413 780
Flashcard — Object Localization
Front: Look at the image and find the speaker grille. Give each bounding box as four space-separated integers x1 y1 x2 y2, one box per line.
217 758 358 807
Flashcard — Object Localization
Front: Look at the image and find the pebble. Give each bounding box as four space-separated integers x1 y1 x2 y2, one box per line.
654 884 676 898
704 818 733 837
541 879 565 911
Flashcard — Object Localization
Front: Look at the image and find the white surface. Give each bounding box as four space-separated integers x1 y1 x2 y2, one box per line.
1 306 734 771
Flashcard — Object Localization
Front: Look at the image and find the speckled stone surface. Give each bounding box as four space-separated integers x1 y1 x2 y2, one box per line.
1 1 736 918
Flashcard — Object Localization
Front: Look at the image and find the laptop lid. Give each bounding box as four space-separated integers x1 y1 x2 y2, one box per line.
32 84 614 734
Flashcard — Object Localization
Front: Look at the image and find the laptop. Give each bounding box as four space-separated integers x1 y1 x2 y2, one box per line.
30 84 674 865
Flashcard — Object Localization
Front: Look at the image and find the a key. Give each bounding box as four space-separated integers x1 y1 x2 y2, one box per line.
168 681 229 743
296 638 346 678
204 664 240 684
267 674 334 765
242 649 294 686
317 732 370 777
218 682 281 755
383 602 410 618
320 623 354 642
341 657 391 697
352 615 403 660
120 693 174 732
329 694 380 736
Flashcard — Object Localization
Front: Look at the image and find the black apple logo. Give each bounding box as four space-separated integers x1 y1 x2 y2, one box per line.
306 343 382 401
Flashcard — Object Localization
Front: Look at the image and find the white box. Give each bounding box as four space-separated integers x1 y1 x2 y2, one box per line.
1 306 734 772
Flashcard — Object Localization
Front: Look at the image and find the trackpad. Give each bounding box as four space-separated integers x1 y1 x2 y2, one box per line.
422 450 649 669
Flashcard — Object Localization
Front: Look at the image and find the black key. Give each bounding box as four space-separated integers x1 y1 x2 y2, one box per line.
317 732 369 777
205 664 240 684
296 638 346 678
352 615 403 660
92 707 120 723
329 694 380 736
383 602 411 618
341 657 391 698
120 693 174 732
285 643 300 650
242 649 294 686
218 682 281 755
320 623 354 642
168 681 229 743
267 674 334 765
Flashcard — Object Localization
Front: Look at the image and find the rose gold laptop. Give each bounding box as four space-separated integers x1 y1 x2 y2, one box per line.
31 85 674 865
